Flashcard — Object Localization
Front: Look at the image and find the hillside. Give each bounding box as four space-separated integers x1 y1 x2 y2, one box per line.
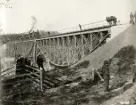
107 24 130 42
102 83 136 105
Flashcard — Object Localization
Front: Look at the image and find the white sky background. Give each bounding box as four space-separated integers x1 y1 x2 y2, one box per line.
0 0 136 34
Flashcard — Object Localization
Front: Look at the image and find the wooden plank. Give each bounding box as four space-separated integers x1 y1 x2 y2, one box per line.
25 65 40 72
33 78 50 89
1 77 39 85
1 65 15 74
3 72 39 79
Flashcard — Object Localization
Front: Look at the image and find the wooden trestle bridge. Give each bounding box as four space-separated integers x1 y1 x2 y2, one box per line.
0 20 112 92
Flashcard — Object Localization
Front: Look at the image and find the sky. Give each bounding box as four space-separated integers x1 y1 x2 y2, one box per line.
0 0 136 34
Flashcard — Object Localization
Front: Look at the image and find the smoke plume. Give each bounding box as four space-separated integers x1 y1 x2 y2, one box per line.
30 16 37 33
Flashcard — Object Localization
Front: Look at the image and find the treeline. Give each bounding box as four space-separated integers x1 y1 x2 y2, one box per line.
0 30 59 44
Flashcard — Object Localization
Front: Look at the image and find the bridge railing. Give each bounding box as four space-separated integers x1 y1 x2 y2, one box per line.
56 20 109 34
82 21 109 30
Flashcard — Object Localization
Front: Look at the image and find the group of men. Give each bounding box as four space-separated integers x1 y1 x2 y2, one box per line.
16 54 45 75
16 53 111 92
130 11 136 25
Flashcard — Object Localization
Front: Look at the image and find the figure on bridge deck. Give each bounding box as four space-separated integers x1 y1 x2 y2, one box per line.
79 24 82 31
36 54 45 71
130 12 134 25
48 31 50 36
102 60 110 92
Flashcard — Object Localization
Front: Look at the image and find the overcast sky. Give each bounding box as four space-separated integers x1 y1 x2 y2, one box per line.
0 0 136 34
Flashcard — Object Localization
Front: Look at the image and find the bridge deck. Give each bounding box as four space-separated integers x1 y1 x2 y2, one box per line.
14 25 111 43
57 25 111 35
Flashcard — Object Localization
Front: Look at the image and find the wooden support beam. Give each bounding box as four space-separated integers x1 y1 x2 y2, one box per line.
52 38 55 63
53 38 57 63
82 34 88 55
100 31 104 43
44 39 48 55
48 39 51 60
47 39 50 59
57 37 60 64
67 36 70 65
59 37 62 64
68 36 72 64
61 37 65 65
91 32 100 49
73 35 77 63
33 40 37 66
90 33 93 51
14 43 17 59
63 37 67 64
69 36 75 64
50 39 53 61
81 34 84 58
76 36 80 60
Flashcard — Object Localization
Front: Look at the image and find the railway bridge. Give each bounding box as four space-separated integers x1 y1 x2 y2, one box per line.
0 20 112 92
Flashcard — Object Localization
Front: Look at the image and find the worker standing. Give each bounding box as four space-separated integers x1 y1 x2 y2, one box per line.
79 24 82 31
132 62 136 83
102 60 110 91
37 54 45 71
16 54 25 75
37 54 45 90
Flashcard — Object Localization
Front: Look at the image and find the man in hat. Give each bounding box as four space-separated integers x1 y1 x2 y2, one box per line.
16 54 25 75
102 60 110 91
37 54 45 71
